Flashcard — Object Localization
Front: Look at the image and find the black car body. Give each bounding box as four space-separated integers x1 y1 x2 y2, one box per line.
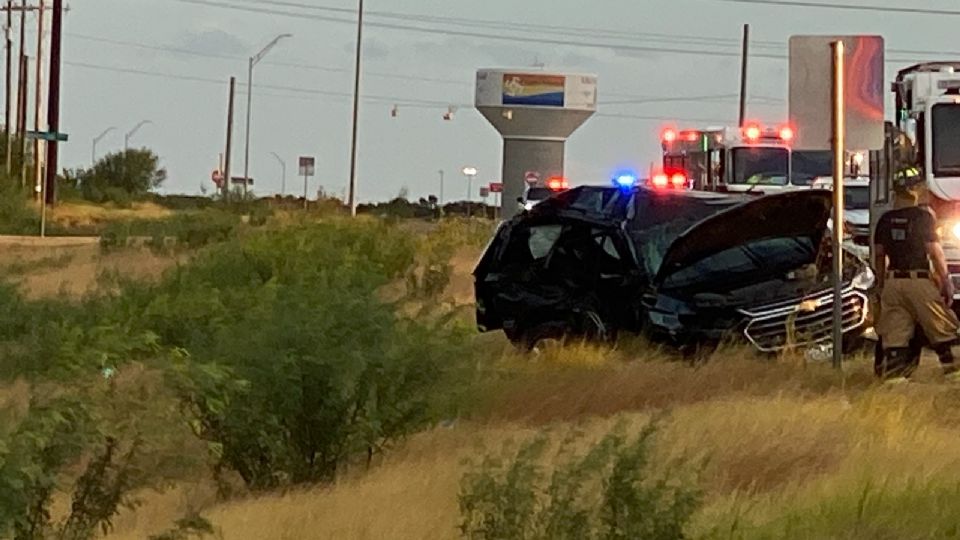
474 186 873 352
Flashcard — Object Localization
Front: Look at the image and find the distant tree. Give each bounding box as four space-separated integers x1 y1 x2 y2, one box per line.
79 149 167 204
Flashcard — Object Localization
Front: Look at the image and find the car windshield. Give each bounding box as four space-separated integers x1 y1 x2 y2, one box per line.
661 236 817 291
845 186 869 210
932 103 960 177
526 187 553 201
730 147 790 185
627 194 743 276
792 151 833 186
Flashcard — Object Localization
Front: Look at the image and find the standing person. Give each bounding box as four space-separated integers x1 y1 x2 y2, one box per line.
874 184 960 380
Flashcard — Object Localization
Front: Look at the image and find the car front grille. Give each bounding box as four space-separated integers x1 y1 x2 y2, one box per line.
739 288 868 352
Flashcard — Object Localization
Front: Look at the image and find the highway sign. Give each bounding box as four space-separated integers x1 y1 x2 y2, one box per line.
299 156 316 177
489 182 503 193
26 130 68 142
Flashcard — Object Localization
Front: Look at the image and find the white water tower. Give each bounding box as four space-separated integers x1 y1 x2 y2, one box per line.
475 69 597 219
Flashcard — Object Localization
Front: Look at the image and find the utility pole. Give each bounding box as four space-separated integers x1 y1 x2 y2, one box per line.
223 76 235 201
16 51 24 188
4 0 11 176
347 0 364 217
43 0 61 206
738 23 750 127
32 0 43 198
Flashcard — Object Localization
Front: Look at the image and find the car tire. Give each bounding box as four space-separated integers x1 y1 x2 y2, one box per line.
515 309 613 353
518 321 571 353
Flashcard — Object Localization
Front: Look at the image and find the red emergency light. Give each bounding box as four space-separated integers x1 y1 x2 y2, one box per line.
778 125 795 142
546 176 568 191
681 130 700 142
744 124 762 142
671 173 687 187
661 128 678 144
652 173 669 187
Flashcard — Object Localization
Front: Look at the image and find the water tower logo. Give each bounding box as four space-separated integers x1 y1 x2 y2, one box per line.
502 73 565 107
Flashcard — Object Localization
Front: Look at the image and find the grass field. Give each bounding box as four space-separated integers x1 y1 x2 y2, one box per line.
4 213 960 540
92 342 960 540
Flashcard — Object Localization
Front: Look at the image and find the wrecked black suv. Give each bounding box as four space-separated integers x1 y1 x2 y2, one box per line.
474 186 874 353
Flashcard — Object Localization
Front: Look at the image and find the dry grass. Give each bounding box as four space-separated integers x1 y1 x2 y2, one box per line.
46 201 172 230
99 345 960 540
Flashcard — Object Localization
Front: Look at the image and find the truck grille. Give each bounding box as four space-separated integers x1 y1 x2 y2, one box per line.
739 288 868 352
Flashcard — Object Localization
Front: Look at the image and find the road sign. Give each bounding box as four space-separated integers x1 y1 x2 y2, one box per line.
299 156 316 177
789 35 885 151
479 186 490 198
489 182 503 193
524 171 540 185
26 130 68 142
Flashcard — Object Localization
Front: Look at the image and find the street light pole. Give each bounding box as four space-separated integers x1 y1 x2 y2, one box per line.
91 126 115 166
438 168 444 204
243 33 292 197
462 166 477 218
124 119 152 152
270 151 286 196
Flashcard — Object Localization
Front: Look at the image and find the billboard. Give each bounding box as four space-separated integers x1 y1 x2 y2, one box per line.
789 35 885 151
502 73 565 107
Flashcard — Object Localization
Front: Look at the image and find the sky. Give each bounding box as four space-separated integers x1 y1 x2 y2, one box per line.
27 0 960 202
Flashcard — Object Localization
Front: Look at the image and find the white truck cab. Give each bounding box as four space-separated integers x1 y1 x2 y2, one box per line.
812 176 871 260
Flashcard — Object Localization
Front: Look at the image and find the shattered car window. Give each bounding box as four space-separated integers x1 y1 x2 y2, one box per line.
627 193 740 276
528 225 563 259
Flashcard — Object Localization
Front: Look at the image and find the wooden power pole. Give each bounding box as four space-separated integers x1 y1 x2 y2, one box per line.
43 0 59 205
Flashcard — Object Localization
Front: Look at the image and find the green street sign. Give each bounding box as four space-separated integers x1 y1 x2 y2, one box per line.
26 130 68 142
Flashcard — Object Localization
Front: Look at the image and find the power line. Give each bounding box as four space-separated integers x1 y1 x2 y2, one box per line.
67 33 473 86
715 0 960 15
173 0 785 60
65 59 767 124
169 0 959 65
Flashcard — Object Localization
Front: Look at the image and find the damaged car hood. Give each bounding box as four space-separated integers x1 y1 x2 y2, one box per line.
654 190 833 286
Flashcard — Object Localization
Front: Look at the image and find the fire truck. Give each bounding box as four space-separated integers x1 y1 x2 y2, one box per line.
659 123 835 194
870 62 960 308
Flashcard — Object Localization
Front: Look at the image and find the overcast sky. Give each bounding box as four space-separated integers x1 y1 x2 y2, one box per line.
38 0 960 201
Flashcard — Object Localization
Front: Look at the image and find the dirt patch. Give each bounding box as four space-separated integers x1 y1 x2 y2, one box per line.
0 243 182 299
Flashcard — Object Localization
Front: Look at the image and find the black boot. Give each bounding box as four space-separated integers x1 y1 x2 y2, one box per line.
880 348 915 381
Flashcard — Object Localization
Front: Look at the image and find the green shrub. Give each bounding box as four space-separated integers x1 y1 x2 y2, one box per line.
459 421 703 540
149 221 474 489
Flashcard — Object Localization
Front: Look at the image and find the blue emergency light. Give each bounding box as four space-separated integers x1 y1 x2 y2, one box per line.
613 171 638 189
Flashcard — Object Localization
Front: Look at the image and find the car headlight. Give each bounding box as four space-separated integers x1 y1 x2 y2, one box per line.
852 266 876 291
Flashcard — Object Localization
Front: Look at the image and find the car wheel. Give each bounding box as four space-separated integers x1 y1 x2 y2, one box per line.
518 321 571 353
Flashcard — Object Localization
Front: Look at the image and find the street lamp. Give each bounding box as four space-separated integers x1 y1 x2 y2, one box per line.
270 152 286 196
243 33 292 196
92 126 115 165
462 166 477 218
124 120 152 152
438 169 444 214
